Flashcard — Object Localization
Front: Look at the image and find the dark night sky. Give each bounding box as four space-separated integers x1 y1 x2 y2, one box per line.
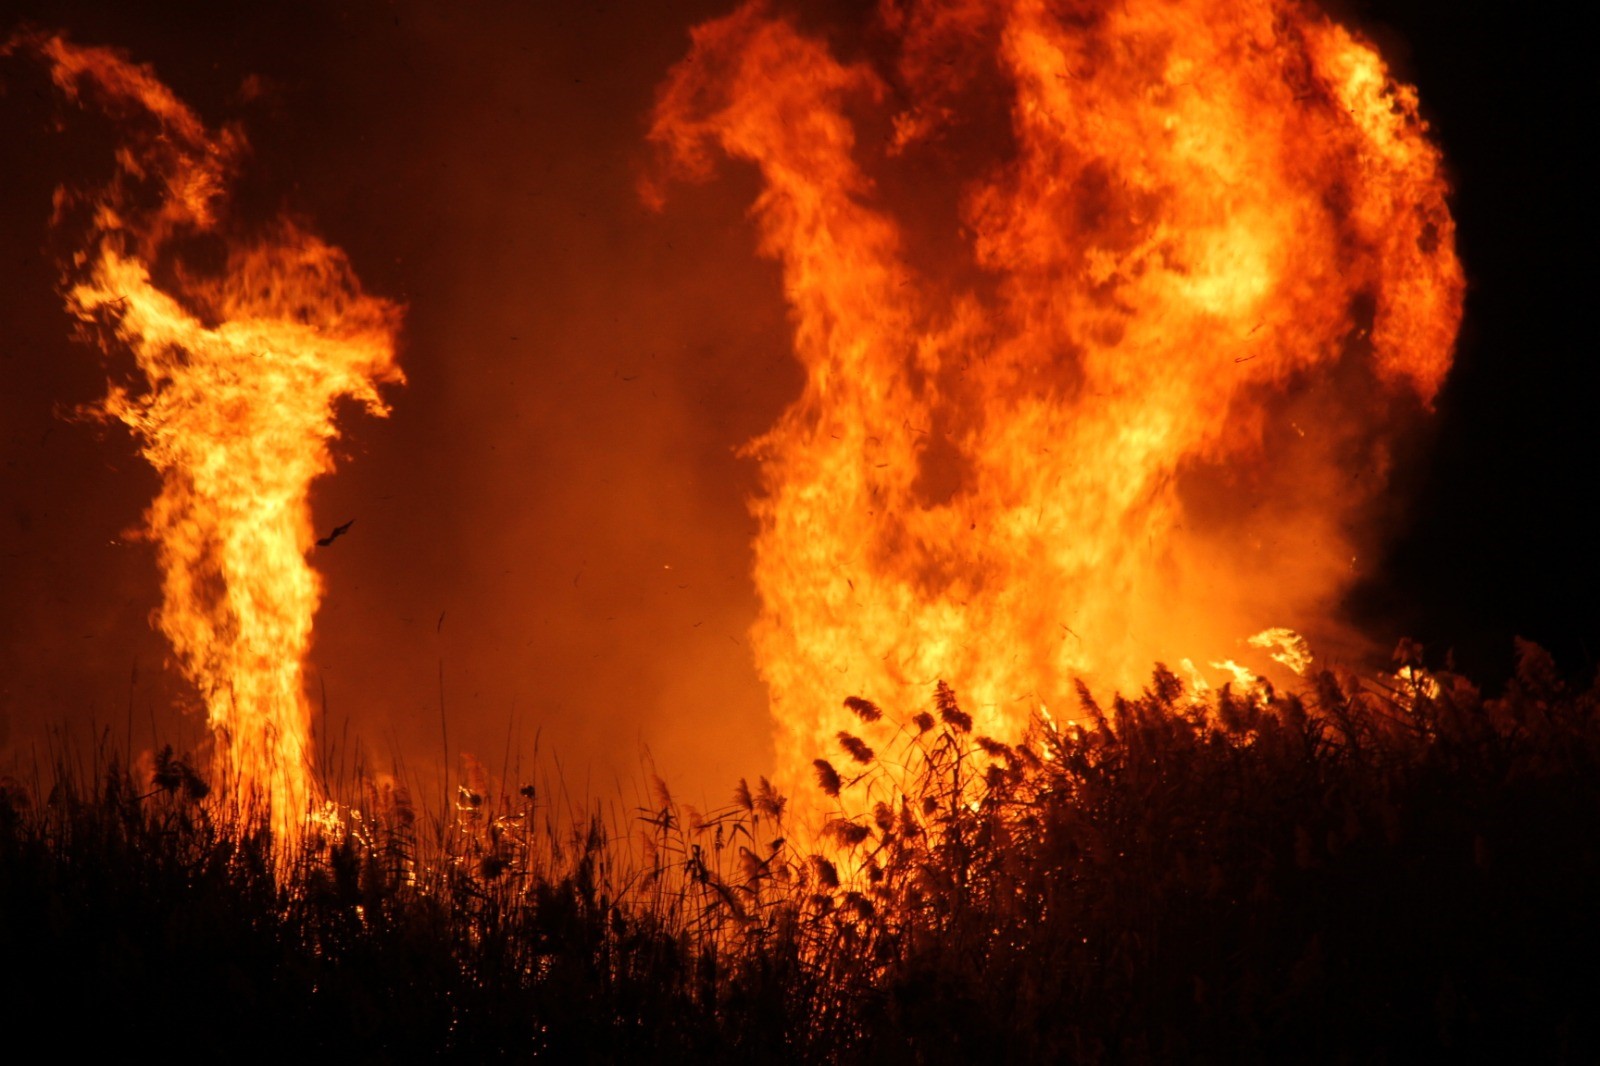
0 0 1593 794
1332 0 1596 677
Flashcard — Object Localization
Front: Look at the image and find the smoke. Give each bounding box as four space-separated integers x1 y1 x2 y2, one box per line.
1 1 790 801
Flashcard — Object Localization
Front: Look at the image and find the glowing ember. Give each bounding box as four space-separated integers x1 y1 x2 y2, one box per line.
648 0 1462 808
1249 627 1314 676
9 32 403 843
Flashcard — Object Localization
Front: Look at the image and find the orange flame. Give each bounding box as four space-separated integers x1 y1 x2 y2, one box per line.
13 33 403 842
649 0 1462 808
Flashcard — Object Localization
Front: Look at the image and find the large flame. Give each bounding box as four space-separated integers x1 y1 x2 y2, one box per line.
11 33 403 841
649 0 1462 806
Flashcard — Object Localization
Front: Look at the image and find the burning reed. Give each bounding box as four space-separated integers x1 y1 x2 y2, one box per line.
646 0 1465 815
4 645 1597 1060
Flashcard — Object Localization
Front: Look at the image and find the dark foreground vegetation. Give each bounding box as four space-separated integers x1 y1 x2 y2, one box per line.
4 642 1599 1062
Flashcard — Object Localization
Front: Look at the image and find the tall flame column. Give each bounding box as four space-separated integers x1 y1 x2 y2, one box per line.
13 33 403 842
648 0 1463 811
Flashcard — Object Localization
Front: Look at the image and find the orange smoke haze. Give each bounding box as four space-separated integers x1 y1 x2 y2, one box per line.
0 2 784 806
1 0 1588 819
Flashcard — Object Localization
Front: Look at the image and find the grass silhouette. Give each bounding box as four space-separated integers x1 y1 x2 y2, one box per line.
3 641 1597 1061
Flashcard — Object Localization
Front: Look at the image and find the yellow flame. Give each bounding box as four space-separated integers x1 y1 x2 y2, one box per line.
1248 627 1314 676
19 33 403 844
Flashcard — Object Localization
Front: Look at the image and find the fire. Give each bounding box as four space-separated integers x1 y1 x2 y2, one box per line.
10 33 402 843
648 1 1462 808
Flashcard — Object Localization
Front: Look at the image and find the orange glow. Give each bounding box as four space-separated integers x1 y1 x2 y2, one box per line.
17 33 402 844
649 0 1462 811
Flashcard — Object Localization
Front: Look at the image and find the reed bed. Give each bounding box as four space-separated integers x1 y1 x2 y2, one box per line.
3 641 1598 1061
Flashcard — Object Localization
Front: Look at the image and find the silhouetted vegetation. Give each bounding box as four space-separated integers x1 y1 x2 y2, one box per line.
4 642 1598 1062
